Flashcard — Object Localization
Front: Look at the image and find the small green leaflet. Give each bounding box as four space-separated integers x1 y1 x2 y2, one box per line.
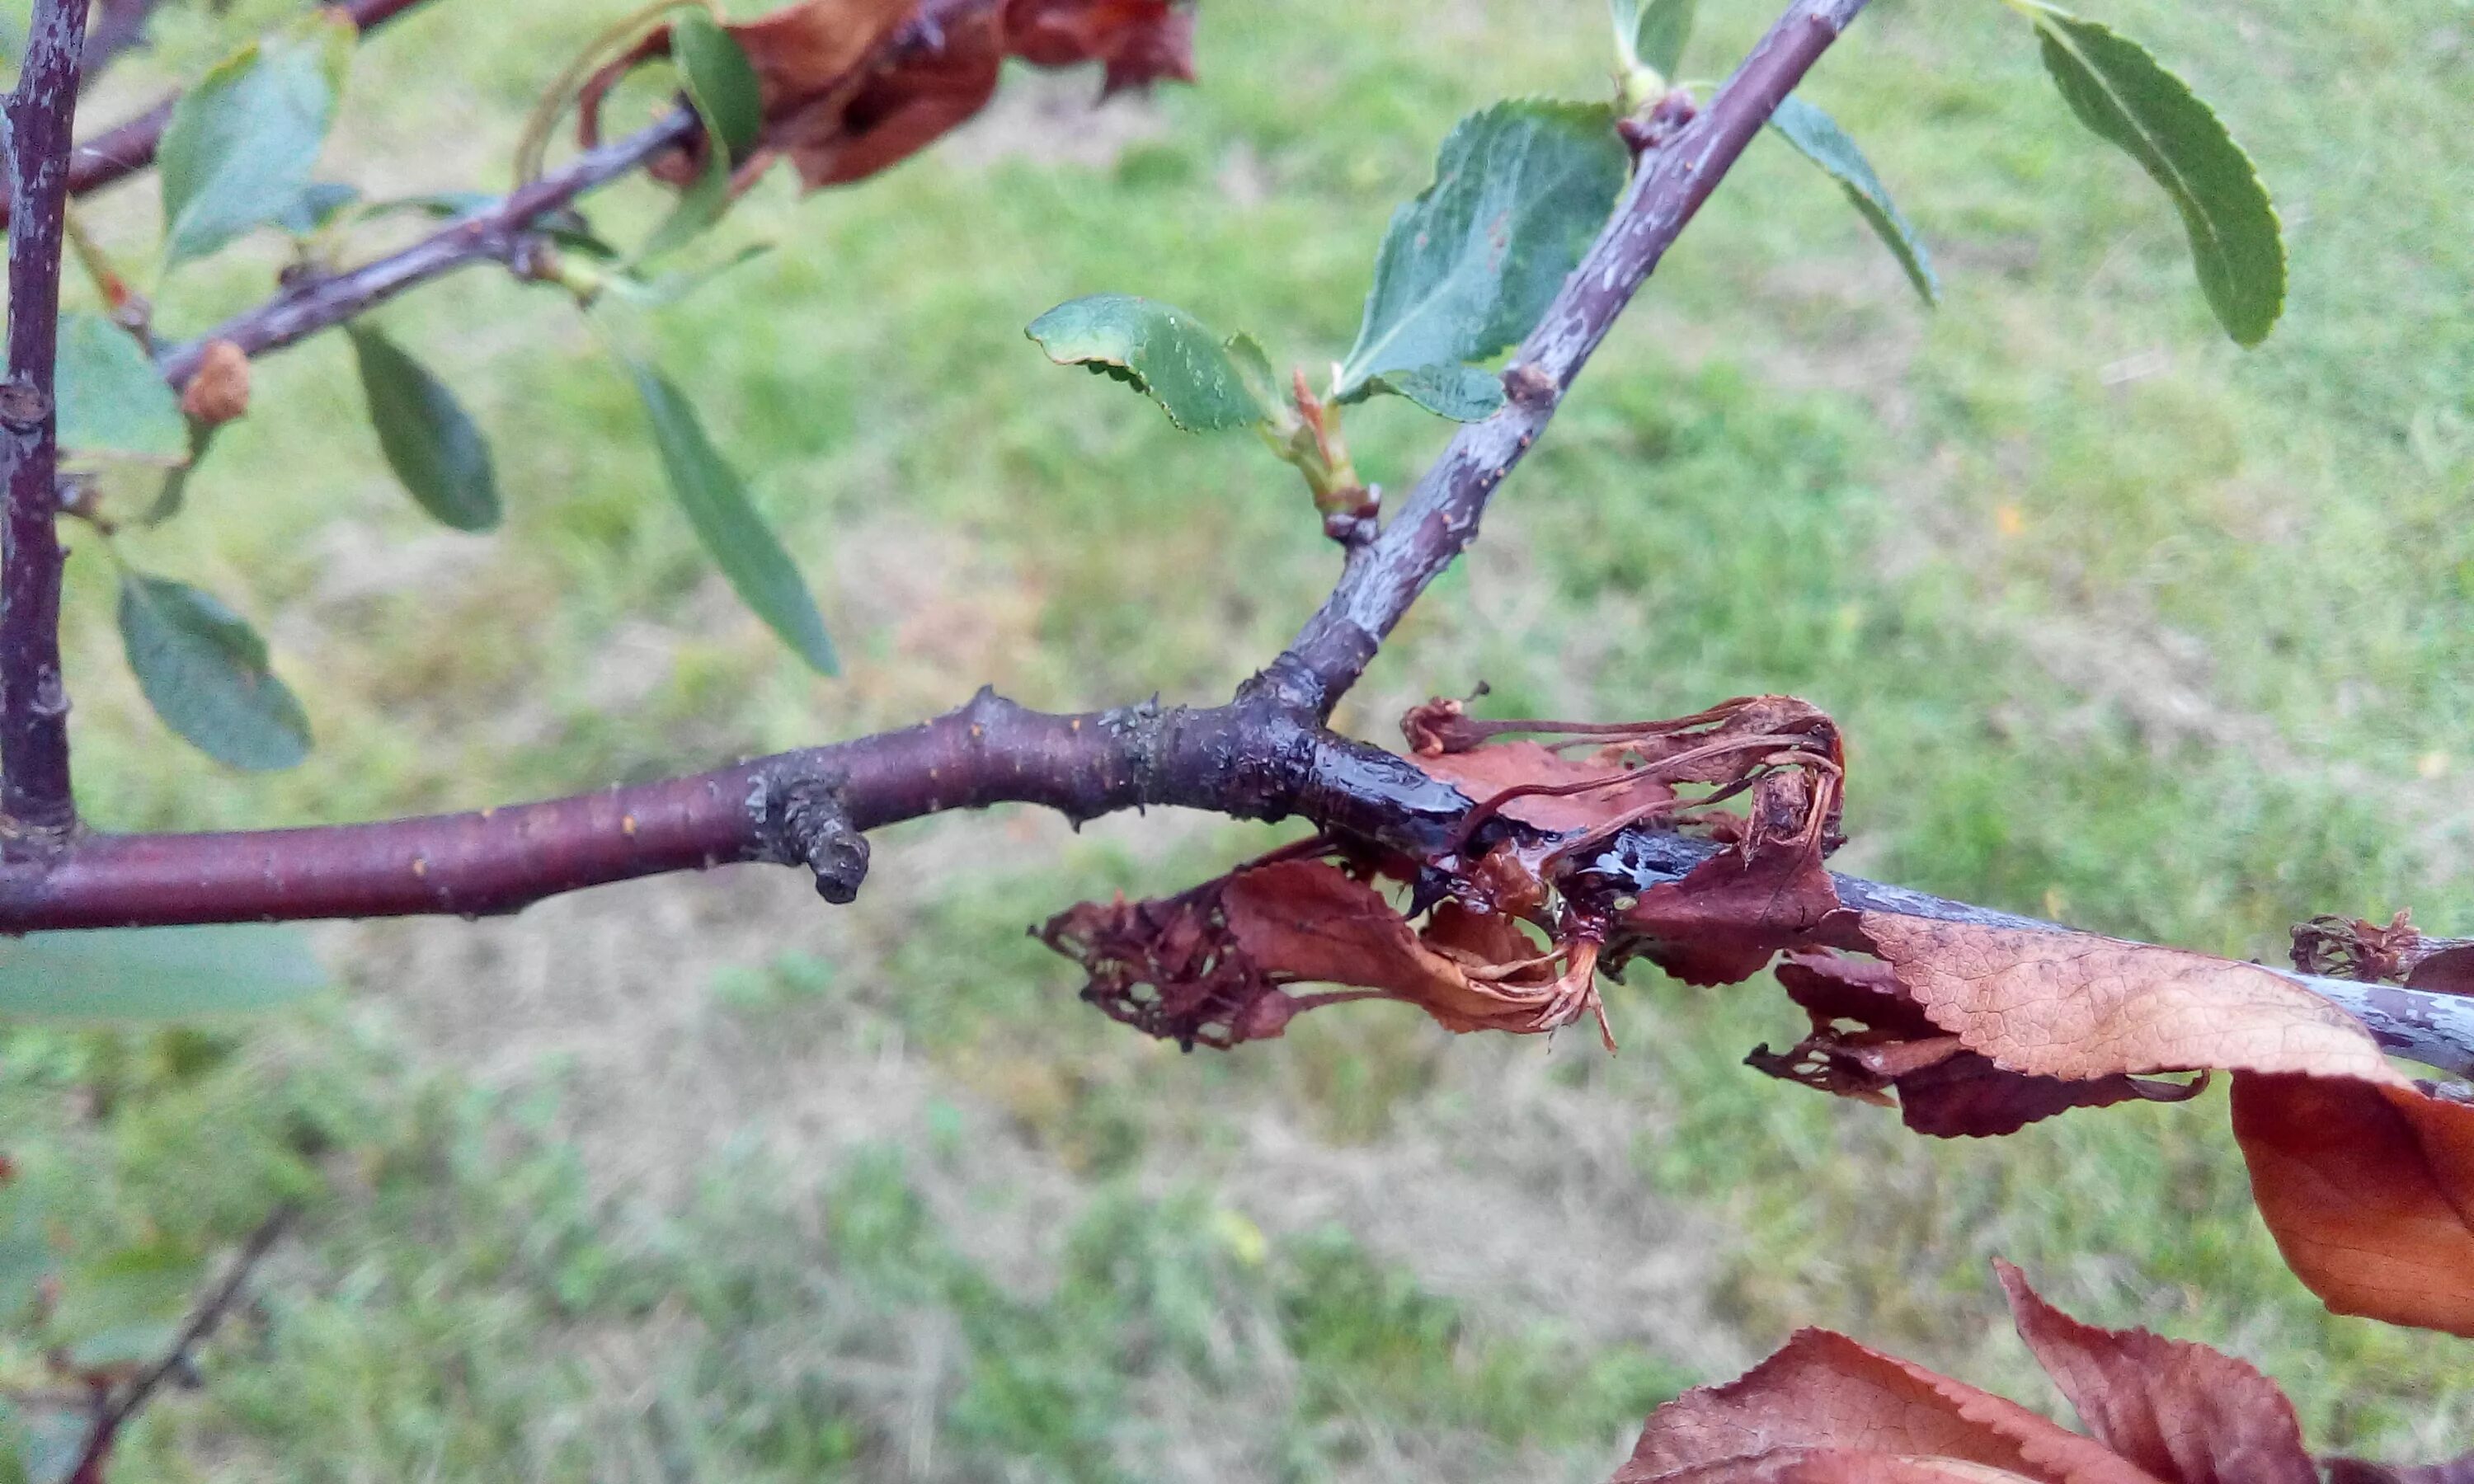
49 1243 205 1371
0 924 322 1021
2012 1 2284 346
54 312 187 462
1335 101 1628 404
628 364 839 674
1026 294 1275 431
157 10 355 269
673 12 763 162
118 572 312 771
635 16 759 265
1611 0 1696 77
1768 96 1940 306
1362 363 1505 421
348 326 502 531
275 181 363 236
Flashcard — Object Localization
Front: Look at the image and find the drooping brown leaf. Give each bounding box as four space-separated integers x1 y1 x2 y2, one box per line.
1610 1326 2161 1484
1990 1259 2315 1484
1755 952 2203 1137
2292 909 2474 998
1615 1261 2474 1484
178 340 251 426
2229 1072 2474 1336
1618 824 1847 986
1856 914 2404 1086
1004 0 1194 93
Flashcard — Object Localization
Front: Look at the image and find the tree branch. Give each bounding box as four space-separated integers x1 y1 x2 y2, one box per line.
11 0 2469 1086
156 110 695 386
64 1205 294 1484
79 0 167 87
1 0 93 840
0 0 440 230
1249 0 1871 720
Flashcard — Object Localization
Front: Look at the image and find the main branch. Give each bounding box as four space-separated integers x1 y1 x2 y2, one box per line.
0 0 92 839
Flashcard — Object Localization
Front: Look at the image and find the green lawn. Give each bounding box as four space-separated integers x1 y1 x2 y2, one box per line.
7 0 2474 1477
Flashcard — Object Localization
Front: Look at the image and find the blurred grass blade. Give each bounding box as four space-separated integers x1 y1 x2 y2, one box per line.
2014 1 2284 345
628 363 839 674
1611 0 1696 76
1768 95 1940 306
55 312 187 462
673 11 763 161
348 325 503 531
1363 362 1505 421
1027 294 1276 430
118 571 312 771
158 10 355 269
0 924 324 1021
1336 101 1628 401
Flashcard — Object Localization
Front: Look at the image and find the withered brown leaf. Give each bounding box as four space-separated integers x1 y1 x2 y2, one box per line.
2229 1072 2474 1337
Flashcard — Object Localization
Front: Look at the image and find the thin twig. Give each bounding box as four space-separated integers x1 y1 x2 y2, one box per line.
0 0 93 839
65 1205 294 1484
78 0 167 87
157 109 695 385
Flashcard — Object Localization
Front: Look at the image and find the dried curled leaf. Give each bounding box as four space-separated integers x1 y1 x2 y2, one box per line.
2293 909 2474 997
2230 1072 2474 1337
177 340 252 426
1611 1261 2462 1484
583 0 1194 194
1042 855 1606 1050
1752 952 2203 1138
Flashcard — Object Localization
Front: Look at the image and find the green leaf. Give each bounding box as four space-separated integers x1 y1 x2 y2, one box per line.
627 364 838 674
143 418 222 526
275 181 362 236
118 572 312 771
1767 95 1940 306
2014 1 2284 345
672 12 763 162
157 11 355 268
1363 362 1506 421
0 924 323 1021
1026 294 1276 432
1611 0 1696 77
1335 101 1629 401
2 1402 86 1484
54 312 186 463
347 326 501 531
49 1244 204 1371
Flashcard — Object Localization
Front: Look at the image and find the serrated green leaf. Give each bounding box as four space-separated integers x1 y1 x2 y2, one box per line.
1026 294 1275 431
1611 0 1696 77
347 326 501 532
628 364 838 674
118 573 312 771
54 312 186 463
1363 362 1506 421
157 11 355 268
2015 1 2284 346
1768 95 1940 306
0 924 323 1021
673 12 762 161
1336 101 1629 401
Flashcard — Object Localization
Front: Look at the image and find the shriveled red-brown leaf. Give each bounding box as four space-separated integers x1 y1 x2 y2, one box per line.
1222 859 1601 1037
2229 1072 2474 1337
1624 1453 2050 1482
1611 1327 2163 1484
1856 915 2404 1086
178 340 250 426
2292 910 2474 998
1759 953 2203 1137
586 0 1193 194
1620 835 1846 986
1990 1260 2314 1484
1413 740 1677 834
